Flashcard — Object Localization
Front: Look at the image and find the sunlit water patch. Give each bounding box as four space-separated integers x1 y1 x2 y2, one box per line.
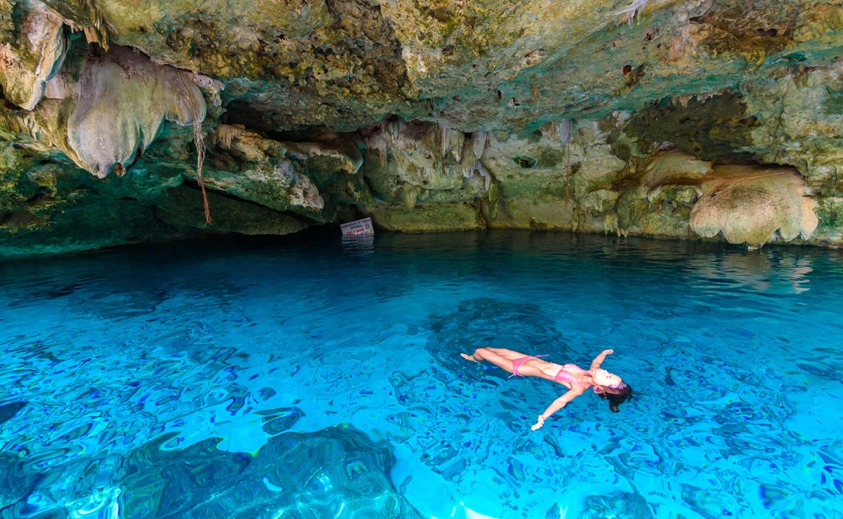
1 232 842 518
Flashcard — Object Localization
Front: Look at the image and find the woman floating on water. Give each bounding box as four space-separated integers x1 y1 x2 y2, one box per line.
460 348 632 430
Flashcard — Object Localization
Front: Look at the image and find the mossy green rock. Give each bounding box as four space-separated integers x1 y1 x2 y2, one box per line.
154 187 308 236
5 0 843 256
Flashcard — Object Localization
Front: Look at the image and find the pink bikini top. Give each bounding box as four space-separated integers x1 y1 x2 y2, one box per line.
553 363 593 388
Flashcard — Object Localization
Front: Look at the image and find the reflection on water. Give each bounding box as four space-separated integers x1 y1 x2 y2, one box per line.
1 231 842 519
685 250 815 294
341 235 375 254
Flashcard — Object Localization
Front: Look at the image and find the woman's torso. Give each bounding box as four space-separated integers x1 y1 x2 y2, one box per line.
528 360 593 389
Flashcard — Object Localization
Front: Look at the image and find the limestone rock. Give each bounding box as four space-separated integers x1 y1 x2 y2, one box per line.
154 187 308 236
2 40 208 180
204 124 326 215
690 166 818 247
364 119 469 192
480 130 575 198
641 150 711 191
370 202 482 232
284 139 363 186
581 491 655 519
4 0 843 254
66 45 206 178
361 120 490 216
490 195 576 231
0 0 66 110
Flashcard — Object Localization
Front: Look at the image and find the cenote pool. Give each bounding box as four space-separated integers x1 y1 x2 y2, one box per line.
1 231 842 519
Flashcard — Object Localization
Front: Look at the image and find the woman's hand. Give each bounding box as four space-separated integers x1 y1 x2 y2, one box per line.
590 350 614 370
531 415 545 431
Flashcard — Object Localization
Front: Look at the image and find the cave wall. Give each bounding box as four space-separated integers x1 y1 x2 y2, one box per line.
3 0 843 258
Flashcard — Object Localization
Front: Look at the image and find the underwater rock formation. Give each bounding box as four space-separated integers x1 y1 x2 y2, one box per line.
3 0 843 256
579 491 656 519
0 425 423 519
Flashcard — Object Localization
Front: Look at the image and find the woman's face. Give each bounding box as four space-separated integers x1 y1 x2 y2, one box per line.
592 368 623 389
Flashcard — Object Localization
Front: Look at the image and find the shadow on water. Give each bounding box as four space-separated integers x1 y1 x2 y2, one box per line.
1 229 838 295
426 297 570 379
0 402 26 427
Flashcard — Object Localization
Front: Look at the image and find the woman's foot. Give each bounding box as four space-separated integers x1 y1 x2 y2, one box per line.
460 353 479 362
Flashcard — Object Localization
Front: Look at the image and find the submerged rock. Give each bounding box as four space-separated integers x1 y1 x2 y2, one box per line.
0 426 423 519
581 491 656 519
0 401 26 426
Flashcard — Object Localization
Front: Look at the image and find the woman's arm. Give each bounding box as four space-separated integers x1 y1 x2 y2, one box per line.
589 349 614 371
531 389 584 430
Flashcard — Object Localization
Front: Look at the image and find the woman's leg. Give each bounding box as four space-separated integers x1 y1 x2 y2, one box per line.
485 347 528 360
460 347 519 373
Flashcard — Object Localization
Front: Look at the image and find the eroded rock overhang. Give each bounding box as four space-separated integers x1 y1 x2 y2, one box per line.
2 0 843 257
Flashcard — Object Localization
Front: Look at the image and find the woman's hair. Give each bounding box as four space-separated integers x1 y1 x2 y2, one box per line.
599 382 632 413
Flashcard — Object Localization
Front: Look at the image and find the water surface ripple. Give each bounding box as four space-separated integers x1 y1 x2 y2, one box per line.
1 232 842 518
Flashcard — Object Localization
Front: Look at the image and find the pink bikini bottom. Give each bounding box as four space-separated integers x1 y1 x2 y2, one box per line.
509 355 547 377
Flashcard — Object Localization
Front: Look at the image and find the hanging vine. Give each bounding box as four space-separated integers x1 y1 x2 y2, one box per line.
178 73 212 225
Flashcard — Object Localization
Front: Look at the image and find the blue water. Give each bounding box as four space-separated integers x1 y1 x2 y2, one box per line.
1 232 842 519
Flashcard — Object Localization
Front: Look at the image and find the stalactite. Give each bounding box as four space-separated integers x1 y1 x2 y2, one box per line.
378 143 387 167
179 74 211 225
460 131 486 178
386 118 404 145
673 94 693 107
216 124 238 150
403 183 420 209
671 90 726 108
545 119 573 203
561 119 573 206
690 167 818 247
64 0 112 50
479 163 498 220
367 131 388 167
439 122 450 157
471 131 486 161
615 0 651 25
477 162 493 192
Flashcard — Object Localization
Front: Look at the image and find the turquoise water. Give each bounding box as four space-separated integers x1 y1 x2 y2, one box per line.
1 231 842 519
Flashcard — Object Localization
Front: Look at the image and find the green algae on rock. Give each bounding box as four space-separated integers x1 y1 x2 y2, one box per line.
3 0 843 257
